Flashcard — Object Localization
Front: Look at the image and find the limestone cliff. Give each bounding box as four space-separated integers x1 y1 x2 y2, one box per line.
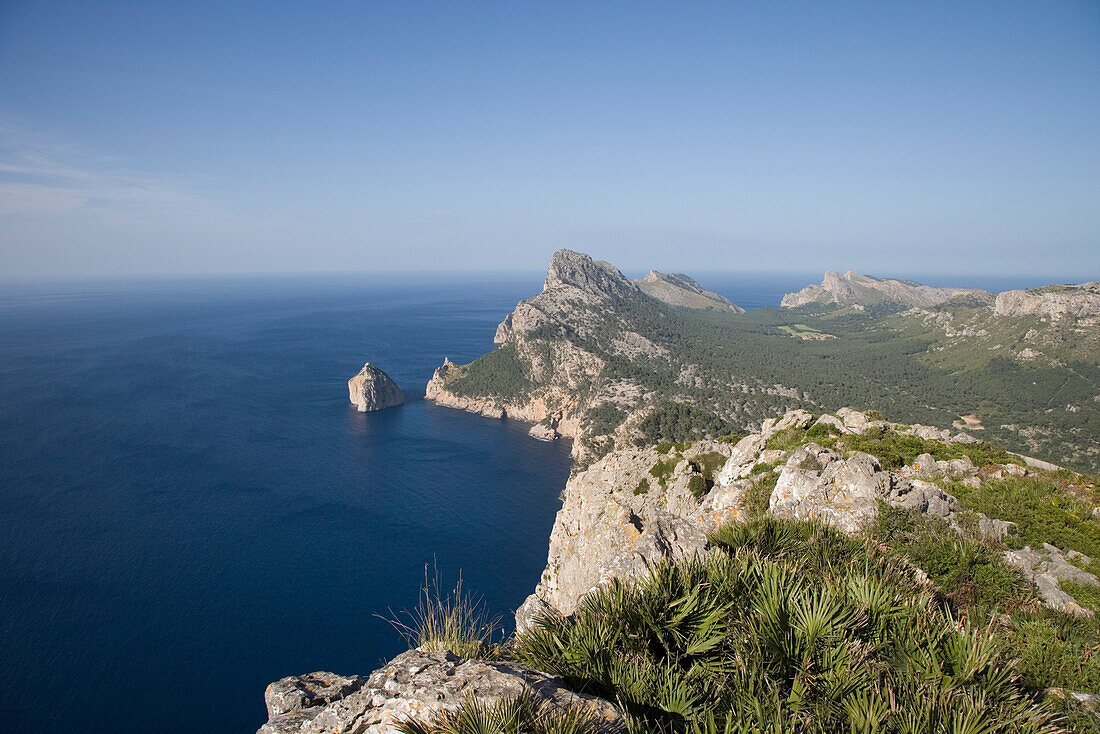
348 363 404 412
635 271 744 313
993 281 1100 320
516 407 1097 633
781 270 989 309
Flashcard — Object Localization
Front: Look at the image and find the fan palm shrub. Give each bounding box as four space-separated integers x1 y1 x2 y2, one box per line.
513 516 1061 734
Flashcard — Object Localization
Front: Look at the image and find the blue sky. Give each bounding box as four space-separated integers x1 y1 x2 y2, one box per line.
0 0 1097 279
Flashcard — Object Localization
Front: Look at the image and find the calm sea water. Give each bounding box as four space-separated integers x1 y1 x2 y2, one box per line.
0 270 1061 733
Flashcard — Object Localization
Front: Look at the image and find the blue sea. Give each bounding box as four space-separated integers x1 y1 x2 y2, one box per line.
0 270 1058 733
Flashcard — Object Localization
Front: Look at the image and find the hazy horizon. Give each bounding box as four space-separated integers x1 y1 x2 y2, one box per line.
2 1 1098 279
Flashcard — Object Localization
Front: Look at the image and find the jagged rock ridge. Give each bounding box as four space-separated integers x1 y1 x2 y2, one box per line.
781 270 989 309
348 363 405 412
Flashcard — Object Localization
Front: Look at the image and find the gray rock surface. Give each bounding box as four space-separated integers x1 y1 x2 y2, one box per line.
515 441 732 632
257 650 624 734
348 363 405 412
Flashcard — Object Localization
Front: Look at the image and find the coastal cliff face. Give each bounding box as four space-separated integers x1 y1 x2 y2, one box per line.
780 270 989 309
348 363 404 412
424 250 682 458
424 250 778 462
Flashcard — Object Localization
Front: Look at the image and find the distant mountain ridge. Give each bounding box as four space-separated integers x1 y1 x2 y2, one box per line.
781 270 990 309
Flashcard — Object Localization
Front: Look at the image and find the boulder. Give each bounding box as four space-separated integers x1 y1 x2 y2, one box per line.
529 423 560 441
348 363 404 412
770 444 958 533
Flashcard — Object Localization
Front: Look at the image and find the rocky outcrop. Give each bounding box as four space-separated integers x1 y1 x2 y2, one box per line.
543 250 639 299
993 282 1100 320
769 445 958 534
258 649 623 734
781 270 988 309
635 271 745 313
516 440 737 632
1004 544 1100 618
348 363 404 412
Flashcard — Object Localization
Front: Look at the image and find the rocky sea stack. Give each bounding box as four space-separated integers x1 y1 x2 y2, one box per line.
348 363 404 412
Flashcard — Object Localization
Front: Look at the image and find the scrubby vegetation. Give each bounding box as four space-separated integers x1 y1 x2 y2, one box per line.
636 401 735 446
870 504 1033 609
947 475 1100 563
445 343 533 401
514 517 1061 733
388 568 503 661
396 692 600 734
765 422 1019 470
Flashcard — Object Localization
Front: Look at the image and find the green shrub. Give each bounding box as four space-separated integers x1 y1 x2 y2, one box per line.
837 426 1019 470
763 426 816 452
694 452 727 482
650 457 678 488
1007 609 1100 694
514 517 1059 733
687 474 709 499
738 470 778 517
1061 581 1100 613
633 479 650 496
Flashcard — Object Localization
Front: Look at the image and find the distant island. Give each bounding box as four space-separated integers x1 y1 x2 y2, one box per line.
348 363 404 412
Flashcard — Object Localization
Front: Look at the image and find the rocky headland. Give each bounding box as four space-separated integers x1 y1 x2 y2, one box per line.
349 363 405 412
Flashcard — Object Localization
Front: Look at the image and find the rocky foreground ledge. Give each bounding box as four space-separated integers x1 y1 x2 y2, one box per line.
258 650 623 734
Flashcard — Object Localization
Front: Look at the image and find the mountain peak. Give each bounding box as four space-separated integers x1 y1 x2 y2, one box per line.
544 249 637 298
